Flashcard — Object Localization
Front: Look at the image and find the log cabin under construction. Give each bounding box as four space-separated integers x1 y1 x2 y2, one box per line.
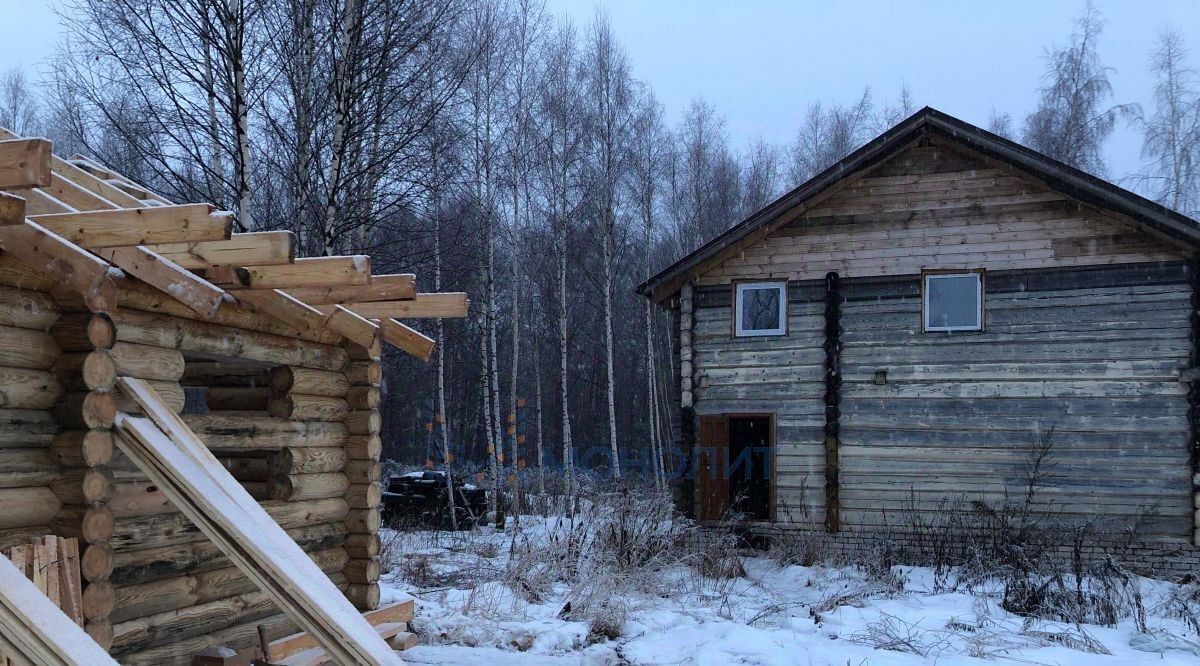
0 130 467 664
640 107 1200 577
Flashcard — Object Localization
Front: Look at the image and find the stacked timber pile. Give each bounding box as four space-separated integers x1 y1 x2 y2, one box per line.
0 130 469 663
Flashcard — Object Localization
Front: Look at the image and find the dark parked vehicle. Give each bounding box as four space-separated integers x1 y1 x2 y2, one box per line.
381 471 487 530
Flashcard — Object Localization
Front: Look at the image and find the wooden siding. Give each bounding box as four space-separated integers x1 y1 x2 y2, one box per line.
700 144 1186 286
692 288 826 525
837 265 1193 537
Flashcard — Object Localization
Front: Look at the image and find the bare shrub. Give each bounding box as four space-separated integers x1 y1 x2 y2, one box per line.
849 611 950 656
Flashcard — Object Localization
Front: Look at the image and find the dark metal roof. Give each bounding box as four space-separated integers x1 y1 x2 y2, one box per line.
637 106 1200 301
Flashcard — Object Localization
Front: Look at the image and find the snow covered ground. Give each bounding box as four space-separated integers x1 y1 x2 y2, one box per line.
379 518 1200 665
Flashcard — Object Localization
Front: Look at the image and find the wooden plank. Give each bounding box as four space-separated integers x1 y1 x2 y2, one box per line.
0 549 118 665
57 538 83 627
141 231 295 269
95 246 225 317
377 319 434 361
27 204 232 248
285 274 416 305
322 305 381 351
0 139 51 190
0 192 24 226
211 256 371 290
2 187 72 216
111 378 400 666
268 600 414 661
0 221 117 312
66 155 172 206
0 125 144 209
235 288 324 336
325 293 469 319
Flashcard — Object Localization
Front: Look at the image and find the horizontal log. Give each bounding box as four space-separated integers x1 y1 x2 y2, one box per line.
108 307 349 371
268 394 350 422
0 486 61 529
49 312 116 352
0 285 61 330
345 410 381 436
344 460 380 485
346 483 381 510
110 522 347 586
270 447 347 476
110 547 348 625
268 366 350 397
108 481 175 519
345 435 382 461
110 497 349 552
0 325 60 369
118 609 300 665
0 408 58 448
0 448 60 488
268 473 350 502
49 430 114 468
344 583 379 611
114 381 184 414
0 525 50 550
345 386 380 410
181 412 349 449
0 137 52 189
343 558 380 585
344 533 380 559
205 386 271 411
0 366 62 409
344 508 380 534
218 452 271 482
345 361 381 387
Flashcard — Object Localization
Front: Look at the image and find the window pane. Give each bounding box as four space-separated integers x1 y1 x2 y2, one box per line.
927 275 979 329
741 287 781 331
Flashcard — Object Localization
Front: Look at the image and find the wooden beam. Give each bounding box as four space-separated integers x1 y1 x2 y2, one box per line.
0 221 117 311
141 231 296 269
0 138 52 189
322 305 380 352
66 154 172 206
323 293 468 319
284 274 416 304
266 600 415 662
27 204 233 248
0 128 145 210
377 318 434 361
234 289 323 336
236 289 379 349
112 378 401 665
2 188 73 215
0 191 25 226
210 255 371 290
95 246 225 317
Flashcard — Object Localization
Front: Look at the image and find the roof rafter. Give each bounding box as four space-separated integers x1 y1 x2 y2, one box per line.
28 204 233 248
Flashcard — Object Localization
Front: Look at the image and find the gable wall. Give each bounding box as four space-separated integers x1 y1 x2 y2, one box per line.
700 144 1187 286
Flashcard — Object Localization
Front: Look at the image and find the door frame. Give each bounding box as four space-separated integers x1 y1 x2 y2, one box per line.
696 412 777 523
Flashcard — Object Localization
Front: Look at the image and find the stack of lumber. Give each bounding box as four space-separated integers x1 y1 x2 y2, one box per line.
111 377 401 665
266 600 418 665
0 536 115 666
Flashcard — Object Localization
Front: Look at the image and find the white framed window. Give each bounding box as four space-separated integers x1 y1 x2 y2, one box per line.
923 272 983 332
734 282 787 337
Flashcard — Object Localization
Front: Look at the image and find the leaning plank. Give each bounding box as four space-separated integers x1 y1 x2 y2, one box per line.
323 293 469 319
142 231 296 269
0 221 117 312
377 319 435 362
285 274 417 305
0 139 52 190
0 550 118 665
27 204 233 248
211 256 371 289
95 246 225 317
113 378 401 665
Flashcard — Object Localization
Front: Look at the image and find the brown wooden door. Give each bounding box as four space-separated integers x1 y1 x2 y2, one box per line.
696 415 729 521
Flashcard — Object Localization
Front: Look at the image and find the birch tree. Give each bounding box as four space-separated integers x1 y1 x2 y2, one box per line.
584 12 634 479
1139 29 1200 217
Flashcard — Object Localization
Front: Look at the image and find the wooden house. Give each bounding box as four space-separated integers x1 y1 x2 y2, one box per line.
0 132 467 664
639 108 1200 575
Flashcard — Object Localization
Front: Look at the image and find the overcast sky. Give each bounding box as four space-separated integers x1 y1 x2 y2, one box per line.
3 1 1199 190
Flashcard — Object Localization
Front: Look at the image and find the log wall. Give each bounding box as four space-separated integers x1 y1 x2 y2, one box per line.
0 283 63 550
63 303 357 664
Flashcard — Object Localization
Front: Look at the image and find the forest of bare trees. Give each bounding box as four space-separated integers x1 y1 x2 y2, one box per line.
2 1 1198 486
